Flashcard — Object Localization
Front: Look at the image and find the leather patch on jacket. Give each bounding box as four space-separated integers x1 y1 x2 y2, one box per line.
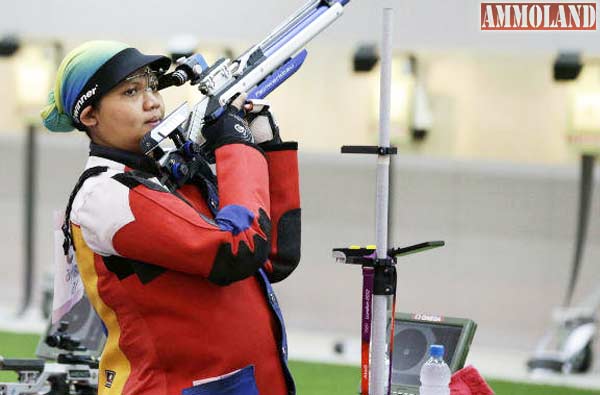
103 255 167 284
269 208 301 283
208 209 271 286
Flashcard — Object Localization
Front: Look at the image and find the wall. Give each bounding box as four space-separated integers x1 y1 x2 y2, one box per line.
0 133 599 352
2 0 600 53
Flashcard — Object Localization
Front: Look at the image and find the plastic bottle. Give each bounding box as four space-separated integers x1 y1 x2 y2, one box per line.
419 344 451 395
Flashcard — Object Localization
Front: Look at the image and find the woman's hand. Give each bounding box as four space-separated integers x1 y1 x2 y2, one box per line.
244 99 282 146
201 93 255 154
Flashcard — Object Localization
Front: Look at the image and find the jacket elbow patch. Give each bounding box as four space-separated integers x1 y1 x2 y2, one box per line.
269 208 301 283
209 209 271 286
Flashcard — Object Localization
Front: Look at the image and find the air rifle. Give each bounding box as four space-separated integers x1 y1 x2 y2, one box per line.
141 0 351 179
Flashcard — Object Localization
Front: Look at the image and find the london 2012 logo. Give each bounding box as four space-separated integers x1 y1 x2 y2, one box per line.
481 2 596 30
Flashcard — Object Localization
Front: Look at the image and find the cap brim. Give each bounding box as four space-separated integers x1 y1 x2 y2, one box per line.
103 48 172 89
117 51 172 81
140 54 172 74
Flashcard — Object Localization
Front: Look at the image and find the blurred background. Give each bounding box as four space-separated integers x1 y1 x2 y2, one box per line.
1 0 600 390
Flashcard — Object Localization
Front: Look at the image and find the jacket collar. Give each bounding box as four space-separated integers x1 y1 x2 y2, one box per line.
89 142 160 176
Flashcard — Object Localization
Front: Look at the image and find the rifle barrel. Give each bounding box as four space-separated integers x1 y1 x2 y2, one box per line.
260 0 322 52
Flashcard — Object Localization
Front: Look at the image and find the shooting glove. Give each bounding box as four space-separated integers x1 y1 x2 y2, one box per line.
201 96 255 156
245 100 282 147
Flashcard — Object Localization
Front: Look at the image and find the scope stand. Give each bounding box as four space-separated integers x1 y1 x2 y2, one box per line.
332 8 448 395
334 144 445 395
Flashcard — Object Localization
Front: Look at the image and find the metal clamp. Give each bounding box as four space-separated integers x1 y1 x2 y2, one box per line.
340 145 398 155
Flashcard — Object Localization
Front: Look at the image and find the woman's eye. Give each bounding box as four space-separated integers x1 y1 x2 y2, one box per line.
124 88 137 97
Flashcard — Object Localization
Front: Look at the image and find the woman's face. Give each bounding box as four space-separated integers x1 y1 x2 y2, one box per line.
82 68 165 153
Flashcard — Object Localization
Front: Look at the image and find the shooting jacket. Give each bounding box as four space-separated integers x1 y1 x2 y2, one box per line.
68 141 300 395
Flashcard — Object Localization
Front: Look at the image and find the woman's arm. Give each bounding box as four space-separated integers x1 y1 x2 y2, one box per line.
261 142 301 283
72 143 271 286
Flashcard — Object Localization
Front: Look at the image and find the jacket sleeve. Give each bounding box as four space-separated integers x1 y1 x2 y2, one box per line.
261 142 301 283
72 144 271 286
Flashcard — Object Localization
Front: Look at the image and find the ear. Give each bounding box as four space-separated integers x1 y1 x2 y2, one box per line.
80 105 98 129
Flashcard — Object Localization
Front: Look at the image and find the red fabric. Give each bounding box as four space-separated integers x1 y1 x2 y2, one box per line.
265 149 300 220
216 144 270 214
112 144 270 275
263 148 300 277
76 143 294 395
450 365 495 395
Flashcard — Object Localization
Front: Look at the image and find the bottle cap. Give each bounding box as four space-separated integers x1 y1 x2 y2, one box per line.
430 344 444 358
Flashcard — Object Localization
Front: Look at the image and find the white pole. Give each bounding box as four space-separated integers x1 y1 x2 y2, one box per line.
371 7 393 395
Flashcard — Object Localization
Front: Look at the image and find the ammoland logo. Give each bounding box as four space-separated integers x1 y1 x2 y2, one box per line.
481 2 597 30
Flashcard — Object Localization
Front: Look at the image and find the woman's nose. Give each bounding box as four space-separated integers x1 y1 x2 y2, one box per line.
143 90 161 111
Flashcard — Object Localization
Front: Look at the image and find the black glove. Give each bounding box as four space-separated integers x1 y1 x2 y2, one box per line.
201 103 255 156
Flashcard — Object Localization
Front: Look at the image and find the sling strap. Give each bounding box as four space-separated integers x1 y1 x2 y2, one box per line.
62 166 109 255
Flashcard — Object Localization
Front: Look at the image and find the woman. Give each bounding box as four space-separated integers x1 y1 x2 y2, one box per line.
41 40 301 395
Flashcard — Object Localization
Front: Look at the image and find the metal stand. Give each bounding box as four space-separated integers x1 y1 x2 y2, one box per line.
19 123 37 316
333 8 444 395
528 154 598 374
565 154 595 307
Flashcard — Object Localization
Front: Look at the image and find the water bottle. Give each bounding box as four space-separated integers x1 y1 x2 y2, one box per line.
419 344 451 395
